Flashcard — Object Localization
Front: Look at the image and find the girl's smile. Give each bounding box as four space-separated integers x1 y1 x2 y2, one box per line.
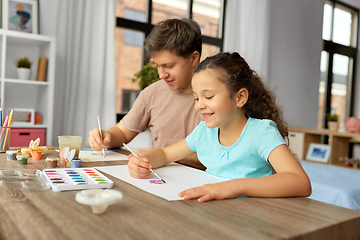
192 69 241 130
201 112 214 120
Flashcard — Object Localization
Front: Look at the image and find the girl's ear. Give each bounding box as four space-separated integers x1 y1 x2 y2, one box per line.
236 88 249 108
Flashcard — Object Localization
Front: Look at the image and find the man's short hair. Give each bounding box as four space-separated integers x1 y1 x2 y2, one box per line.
144 18 202 60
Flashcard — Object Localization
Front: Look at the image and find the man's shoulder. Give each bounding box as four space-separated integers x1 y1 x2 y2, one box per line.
142 80 168 93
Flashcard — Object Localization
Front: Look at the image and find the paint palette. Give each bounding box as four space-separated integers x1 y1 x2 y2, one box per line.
43 168 113 192
0 169 50 190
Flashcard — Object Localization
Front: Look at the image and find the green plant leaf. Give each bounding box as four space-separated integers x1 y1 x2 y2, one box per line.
327 113 338 122
132 61 160 89
15 57 32 68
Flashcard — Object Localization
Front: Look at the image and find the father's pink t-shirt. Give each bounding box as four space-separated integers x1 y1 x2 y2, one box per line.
121 80 202 149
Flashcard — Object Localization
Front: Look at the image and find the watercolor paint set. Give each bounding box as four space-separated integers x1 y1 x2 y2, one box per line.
43 168 113 192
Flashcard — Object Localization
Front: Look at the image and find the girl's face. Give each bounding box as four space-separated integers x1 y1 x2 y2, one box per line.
192 69 239 129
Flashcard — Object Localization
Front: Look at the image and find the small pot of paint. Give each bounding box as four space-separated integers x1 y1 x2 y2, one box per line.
45 157 59 168
17 154 28 165
32 148 43 160
21 148 31 157
6 150 17 160
71 158 81 168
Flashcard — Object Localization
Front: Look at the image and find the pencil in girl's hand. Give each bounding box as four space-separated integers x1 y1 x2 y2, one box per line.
123 143 166 183
97 116 106 158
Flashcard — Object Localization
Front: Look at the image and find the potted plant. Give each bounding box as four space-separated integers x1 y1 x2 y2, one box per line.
15 57 32 80
132 61 160 89
327 113 339 132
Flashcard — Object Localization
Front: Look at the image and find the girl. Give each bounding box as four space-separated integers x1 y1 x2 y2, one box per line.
128 52 311 202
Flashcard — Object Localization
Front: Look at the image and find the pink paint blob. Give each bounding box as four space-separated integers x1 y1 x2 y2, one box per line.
149 180 165 184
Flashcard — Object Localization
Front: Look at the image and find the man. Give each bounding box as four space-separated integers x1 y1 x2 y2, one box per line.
89 18 204 169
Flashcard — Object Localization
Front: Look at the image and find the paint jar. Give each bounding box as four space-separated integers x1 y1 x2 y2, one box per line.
0 127 11 152
66 160 71 168
71 158 81 168
45 157 59 168
21 148 31 157
31 148 43 160
17 154 28 165
58 136 82 158
6 150 17 160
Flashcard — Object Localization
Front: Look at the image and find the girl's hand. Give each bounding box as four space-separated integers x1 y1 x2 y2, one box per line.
88 128 111 151
178 181 239 202
127 152 152 179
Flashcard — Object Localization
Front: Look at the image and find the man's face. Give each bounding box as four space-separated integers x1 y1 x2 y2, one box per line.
152 50 198 93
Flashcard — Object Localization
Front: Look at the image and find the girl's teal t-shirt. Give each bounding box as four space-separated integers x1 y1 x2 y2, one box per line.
185 117 286 179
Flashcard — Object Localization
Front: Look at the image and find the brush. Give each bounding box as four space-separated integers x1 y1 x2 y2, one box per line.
97 116 106 158
123 143 166 183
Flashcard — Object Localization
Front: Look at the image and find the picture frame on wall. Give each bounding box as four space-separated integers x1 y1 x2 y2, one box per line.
305 143 331 163
2 0 38 34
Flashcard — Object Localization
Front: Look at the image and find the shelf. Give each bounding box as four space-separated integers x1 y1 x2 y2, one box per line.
0 29 56 146
10 124 47 128
3 78 49 85
289 127 360 170
0 29 54 43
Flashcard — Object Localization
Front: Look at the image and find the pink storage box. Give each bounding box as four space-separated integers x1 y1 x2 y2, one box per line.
10 128 46 147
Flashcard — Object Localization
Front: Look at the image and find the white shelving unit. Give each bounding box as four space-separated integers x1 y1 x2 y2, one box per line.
0 29 56 146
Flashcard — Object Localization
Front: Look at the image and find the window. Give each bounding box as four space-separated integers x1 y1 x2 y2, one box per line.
318 1 358 129
122 89 140 112
123 9 145 46
115 0 227 116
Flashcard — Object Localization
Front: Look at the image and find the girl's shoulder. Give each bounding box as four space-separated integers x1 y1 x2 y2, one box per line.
247 117 277 128
245 118 279 137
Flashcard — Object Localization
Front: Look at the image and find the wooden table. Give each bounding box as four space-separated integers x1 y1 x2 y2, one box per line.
1 149 360 240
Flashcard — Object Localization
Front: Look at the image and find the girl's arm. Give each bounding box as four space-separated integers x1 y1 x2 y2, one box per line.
179 145 312 202
128 139 195 179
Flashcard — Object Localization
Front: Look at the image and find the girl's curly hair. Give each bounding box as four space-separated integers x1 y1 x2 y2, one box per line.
194 52 288 141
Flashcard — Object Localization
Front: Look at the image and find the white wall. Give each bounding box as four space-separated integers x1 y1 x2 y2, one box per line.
345 0 360 118
266 0 324 129
224 0 324 129
342 0 360 156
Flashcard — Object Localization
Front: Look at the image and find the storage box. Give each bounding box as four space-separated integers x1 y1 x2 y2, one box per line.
6 108 35 126
10 128 46 147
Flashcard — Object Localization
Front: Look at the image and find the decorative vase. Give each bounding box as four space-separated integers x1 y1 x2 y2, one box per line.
328 121 339 132
17 68 31 80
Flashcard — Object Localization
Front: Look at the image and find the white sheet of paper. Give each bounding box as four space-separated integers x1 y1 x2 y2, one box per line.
79 150 128 161
95 163 229 201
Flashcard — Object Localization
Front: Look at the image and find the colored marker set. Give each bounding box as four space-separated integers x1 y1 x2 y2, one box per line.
43 168 113 192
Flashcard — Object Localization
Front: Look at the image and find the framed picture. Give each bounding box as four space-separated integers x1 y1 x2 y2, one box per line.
2 0 38 33
305 143 331 163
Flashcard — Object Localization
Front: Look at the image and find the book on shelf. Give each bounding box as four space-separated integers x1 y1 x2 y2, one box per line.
36 56 48 81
